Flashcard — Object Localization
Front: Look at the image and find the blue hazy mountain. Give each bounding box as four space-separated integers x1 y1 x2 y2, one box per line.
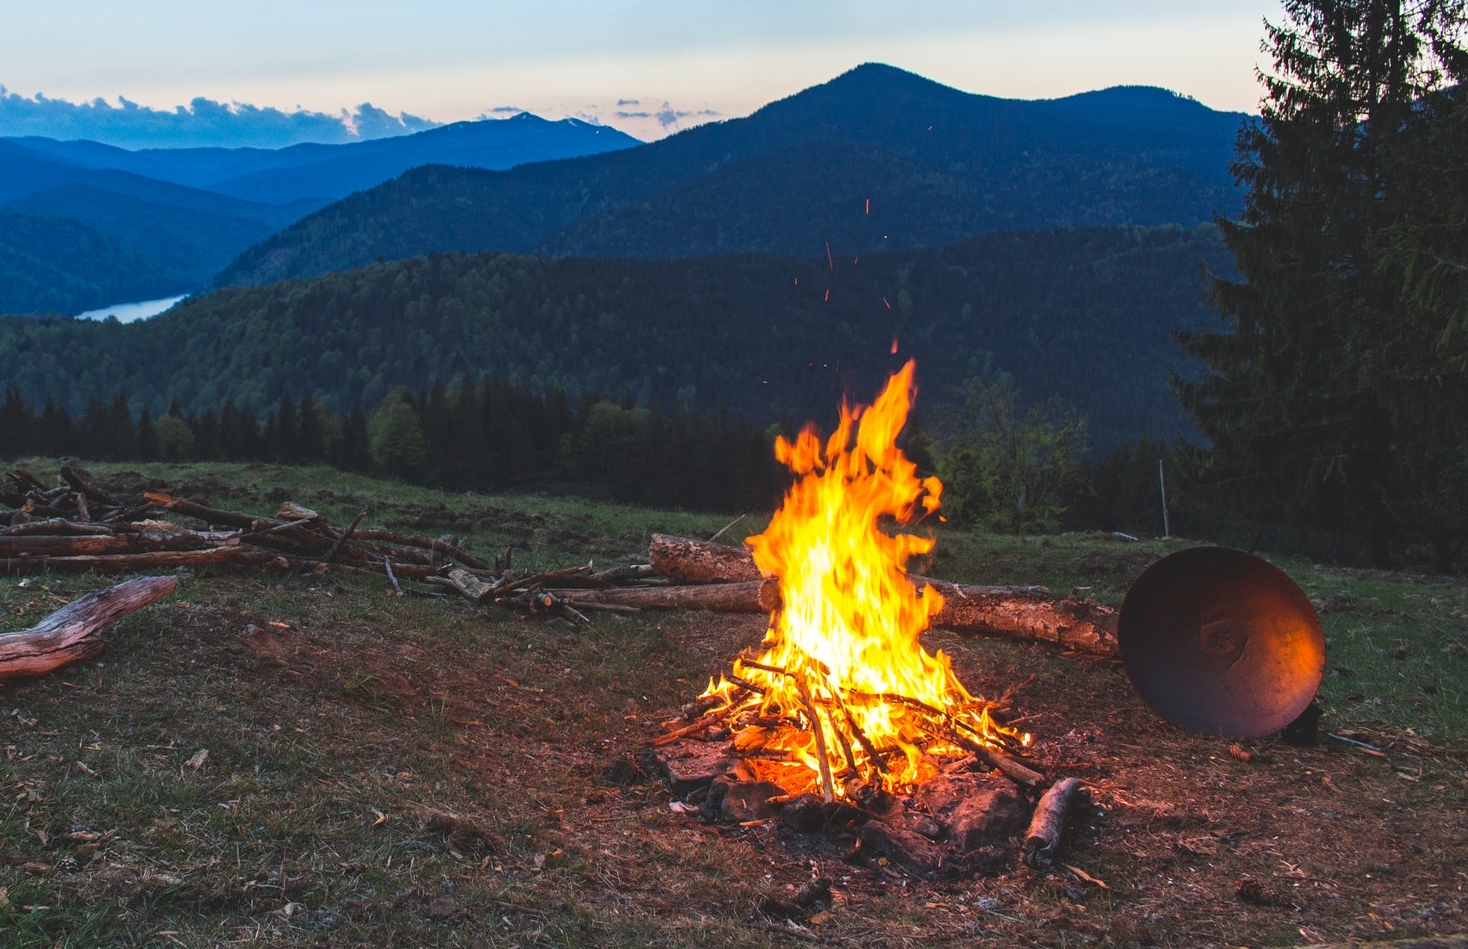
8 113 641 204
215 64 1249 287
0 115 642 314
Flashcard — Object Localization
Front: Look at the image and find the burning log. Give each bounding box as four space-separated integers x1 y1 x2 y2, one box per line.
0 576 177 682
1023 777 1091 870
643 534 1118 657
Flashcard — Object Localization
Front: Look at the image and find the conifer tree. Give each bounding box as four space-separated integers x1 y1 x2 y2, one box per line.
1178 0 1467 566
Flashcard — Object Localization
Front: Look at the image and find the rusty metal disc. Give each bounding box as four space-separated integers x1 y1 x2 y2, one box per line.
1119 547 1325 739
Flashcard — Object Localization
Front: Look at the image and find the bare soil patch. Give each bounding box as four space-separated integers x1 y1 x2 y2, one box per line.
5 565 1466 947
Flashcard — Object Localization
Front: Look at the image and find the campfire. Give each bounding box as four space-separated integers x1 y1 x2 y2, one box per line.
698 361 1025 801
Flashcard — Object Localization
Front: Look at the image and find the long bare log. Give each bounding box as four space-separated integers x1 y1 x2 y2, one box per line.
0 576 178 682
0 547 266 575
567 580 778 613
0 530 236 557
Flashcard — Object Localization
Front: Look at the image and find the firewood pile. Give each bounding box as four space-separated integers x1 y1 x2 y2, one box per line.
1 465 488 582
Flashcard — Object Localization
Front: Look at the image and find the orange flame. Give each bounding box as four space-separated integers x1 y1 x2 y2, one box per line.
703 360 1012 798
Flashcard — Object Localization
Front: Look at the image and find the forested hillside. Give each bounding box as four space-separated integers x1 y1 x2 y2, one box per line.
0 224 1230 449
215 65 1245 287
0 116 639 314
0 210 183 315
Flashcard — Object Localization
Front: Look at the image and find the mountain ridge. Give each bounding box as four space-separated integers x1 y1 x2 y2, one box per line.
214 63 1249 288
0 115 644 314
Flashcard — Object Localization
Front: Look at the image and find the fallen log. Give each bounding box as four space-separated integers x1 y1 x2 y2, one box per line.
1023 777 1090 869
143 491 280 531
0 575 178 682
567 579 780 613
0 530 235 557
641 535 1119 656
650 533 763 583
925 581 1119 657
0 547 267 575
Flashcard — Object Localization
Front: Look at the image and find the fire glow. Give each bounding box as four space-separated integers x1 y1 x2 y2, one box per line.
703 360 1018 800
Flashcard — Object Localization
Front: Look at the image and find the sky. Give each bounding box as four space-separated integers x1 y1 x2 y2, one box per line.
0 1 1286 146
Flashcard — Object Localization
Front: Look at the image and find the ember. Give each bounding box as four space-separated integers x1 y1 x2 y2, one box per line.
700 360 1024 801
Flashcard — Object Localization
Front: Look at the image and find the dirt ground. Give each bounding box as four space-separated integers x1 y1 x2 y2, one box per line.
7 564 1465 948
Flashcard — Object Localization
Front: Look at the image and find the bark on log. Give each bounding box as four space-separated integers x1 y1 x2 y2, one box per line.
1023 777 1090 870
643 535 1119 656
0 576 178 682
649 533 763 583
0 547 266 575
925 580 1119 657
0 530 235 557
143 491 280 530
567 579 779 613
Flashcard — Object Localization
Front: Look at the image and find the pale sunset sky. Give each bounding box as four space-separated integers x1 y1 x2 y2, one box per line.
1 1 1285 141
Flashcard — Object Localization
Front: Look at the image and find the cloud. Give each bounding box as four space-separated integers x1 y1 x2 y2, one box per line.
616 110 652 118
0 86 441 148
654 101 688 129
616 98 641 106
487 105 524 114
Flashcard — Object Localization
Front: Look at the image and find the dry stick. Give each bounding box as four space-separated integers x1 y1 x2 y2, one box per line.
325 507 369 563
590 563 657 583
9 467 48 491
568 600 642 614
352 530 489 569
0 547 267 575
839 703 891 775
654 706 736 746
59 465 120 505
555 600 593 626
1024 778 1090 870
497 563 594 594
738 656 887 777
847 689 1043 787
794 674 836 803
383 557 403 595
707 513 746 543
242 516 318 538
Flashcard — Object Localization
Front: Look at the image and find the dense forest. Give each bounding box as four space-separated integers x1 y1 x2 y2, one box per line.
0 377 781 515
0 209 186 315
0 224 1231 451
0 374 1182 540
215 65 1244 287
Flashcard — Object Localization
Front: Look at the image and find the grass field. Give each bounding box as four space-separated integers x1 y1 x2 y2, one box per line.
2 460 1466 947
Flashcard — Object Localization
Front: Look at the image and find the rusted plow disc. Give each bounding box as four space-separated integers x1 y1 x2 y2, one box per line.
1118 547 1326 739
